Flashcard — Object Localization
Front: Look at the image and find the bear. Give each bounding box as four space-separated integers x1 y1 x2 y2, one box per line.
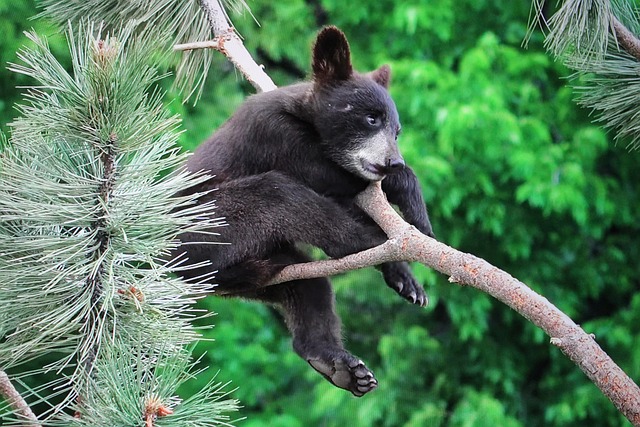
174 26 434 397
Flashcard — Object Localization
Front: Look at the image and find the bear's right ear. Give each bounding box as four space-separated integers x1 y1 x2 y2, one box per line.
312 26 353 86
367 64 391 89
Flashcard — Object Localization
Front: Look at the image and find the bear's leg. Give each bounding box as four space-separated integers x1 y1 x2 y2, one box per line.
241 247 377 397
255 277 378 397
178 171 388 277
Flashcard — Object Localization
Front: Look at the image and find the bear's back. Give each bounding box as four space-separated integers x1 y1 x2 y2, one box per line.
186 83 368 198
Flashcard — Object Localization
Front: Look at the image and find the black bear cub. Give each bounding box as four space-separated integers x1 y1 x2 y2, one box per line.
176 26 434 396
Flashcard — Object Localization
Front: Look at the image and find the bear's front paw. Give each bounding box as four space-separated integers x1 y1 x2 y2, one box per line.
308 353 378 397
381 262 428 307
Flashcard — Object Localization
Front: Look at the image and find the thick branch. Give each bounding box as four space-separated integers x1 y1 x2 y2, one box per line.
188 0 276 92
611 14 640 61
271 183 640 426
0 370 41 426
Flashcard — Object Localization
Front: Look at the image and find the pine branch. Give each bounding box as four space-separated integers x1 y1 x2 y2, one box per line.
611 13 640 61
528 1 640 149
0 370 41 426
38 0 275 95
36 0 223 100
1 23 238 424
199 8 640 424
48 343 240 426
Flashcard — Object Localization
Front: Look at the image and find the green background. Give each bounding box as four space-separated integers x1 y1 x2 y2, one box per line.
1 0 639 426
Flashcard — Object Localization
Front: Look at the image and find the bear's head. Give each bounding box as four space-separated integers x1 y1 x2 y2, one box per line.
310 26 404 182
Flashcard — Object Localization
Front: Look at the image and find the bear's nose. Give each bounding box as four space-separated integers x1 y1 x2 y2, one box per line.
386 157 405 172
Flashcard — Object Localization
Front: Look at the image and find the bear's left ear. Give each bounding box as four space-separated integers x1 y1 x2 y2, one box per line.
367 64 391 89
312 26 353 85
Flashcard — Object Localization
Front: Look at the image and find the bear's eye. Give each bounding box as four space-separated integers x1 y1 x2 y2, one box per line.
366 114 381 127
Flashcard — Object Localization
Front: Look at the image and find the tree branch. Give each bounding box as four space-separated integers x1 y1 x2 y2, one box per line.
611 14 640 61
197 7 640 426
0 370 41 426
179 0 277 92
272 184 640 424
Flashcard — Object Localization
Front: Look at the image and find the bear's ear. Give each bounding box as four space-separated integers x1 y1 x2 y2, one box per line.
368 64 391 89
312 26 353 85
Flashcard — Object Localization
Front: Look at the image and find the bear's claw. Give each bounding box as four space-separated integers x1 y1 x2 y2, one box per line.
382 262 428 307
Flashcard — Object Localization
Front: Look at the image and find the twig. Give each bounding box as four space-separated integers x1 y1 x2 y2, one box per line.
174 40 220 51
0 370 41 426
611 14 640 61
199 5 640 425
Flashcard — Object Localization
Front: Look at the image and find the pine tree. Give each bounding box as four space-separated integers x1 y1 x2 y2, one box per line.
529 0 640 148
0 22 239 425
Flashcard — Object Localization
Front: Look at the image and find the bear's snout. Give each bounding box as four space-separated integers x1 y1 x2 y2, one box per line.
386 156 405 173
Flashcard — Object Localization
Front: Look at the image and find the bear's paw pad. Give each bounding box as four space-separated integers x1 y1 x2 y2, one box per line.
308 356 377 397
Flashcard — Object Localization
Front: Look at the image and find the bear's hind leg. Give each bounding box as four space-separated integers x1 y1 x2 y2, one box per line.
243 247 377 396
255 277 378 396
213 171 387 260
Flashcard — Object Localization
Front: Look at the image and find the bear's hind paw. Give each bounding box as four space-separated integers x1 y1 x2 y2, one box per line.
308 355 378 397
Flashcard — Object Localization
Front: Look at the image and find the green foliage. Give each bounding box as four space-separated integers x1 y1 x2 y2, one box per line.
449 389 522 427
0 0 68 134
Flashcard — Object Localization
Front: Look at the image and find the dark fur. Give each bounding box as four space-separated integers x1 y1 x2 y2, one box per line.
175 26 434 396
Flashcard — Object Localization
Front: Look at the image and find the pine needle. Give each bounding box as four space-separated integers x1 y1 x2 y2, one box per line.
1 22 231 423
35 0 253 101
527 0 640 149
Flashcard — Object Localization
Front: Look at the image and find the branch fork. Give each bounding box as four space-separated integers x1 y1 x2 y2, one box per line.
174 27 236 53
180 0 276 92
